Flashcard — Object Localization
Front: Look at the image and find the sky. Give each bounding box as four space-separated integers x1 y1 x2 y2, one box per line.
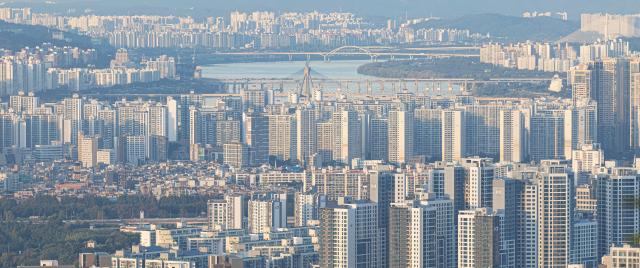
13 0 640 19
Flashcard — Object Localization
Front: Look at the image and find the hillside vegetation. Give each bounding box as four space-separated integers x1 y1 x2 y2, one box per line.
357 58 556 79
413 14 579 42
0 20 107 50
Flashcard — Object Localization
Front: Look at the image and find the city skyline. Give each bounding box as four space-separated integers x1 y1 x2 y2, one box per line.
2 1 640 268
7 0 640 19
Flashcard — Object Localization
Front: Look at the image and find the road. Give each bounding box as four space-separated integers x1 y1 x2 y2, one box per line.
63 217 208 225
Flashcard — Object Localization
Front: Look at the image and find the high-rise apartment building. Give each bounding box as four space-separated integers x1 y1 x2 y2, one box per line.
296 107 317 164
536 162 574 267
215 119 241 147
572 143 604 181
569 64 594 104
461 157 495 209
316 121 334 164
592 58 630 157
493 178 525 267
600 244 640 268
457 208 501 268
166 96 178 142
499 109 527 163
294 192 325 227
248 195 286 234
441 109 465 162
464 104 503 159
570 218 599 267
9 91 38 114
388 110 413 164
566 102 598 152
319 197 379 268
77 134 98 168
414 108 442 161
207 194 245 231
529 113 566 162
389 196 455 268
267 114 296 162
223 142 250 168
521 182 539 268
367 116 388 161
594 168 640 256
331 110 362 164
243 111 269 164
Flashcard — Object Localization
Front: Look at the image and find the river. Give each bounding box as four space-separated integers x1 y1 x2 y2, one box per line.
200 59 461 95
201 60 373 80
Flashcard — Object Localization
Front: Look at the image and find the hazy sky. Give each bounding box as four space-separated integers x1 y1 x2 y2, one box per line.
16 0 640 19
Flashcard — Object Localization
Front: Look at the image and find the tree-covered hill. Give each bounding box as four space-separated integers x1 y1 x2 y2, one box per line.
0 20 107 50
0 20 114 66
412 14 580 42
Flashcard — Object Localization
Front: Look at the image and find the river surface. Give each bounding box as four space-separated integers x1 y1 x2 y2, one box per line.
201 60 373 80
200 59 460 95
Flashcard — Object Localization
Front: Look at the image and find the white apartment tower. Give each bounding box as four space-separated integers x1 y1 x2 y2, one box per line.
457 208 500 268
319 198 379 268
388 110 414 164
461 157 495 209
295 107 317 164
268 114 297 162
536 162 573 268
207 195 244 231
248 196 286 234
500 109 527 163
166 96 178 142
332 110 362 164
389 197 455 268
294 192 325 227
77 134 98 168
442 109 465 162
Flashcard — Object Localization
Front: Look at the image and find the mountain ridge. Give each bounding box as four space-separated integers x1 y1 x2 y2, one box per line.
413 14 580 42
7 0 640 19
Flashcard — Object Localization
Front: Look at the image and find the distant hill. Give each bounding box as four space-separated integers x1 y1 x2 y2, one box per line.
0 20 106 50
413 14 580 42
11 0 640 19
556 31 604 44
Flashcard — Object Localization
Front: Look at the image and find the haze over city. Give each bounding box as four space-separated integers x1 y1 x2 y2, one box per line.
0 1 640 268
8 0 640 18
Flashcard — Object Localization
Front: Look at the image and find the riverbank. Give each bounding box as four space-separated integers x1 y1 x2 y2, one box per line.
357 58 569 98
356 57 558 80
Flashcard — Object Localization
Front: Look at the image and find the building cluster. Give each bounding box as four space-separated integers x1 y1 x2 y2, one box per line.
3 6 640 268
521 11 569 21
581 13 640 39
0 8 480 49
0 47 175 95
402 27 479 44
0 91 591 169
0 44 98 95
75 49 176 89
480 39 631 72
0 61 638 268
2 52 640 173
48 155 639 268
